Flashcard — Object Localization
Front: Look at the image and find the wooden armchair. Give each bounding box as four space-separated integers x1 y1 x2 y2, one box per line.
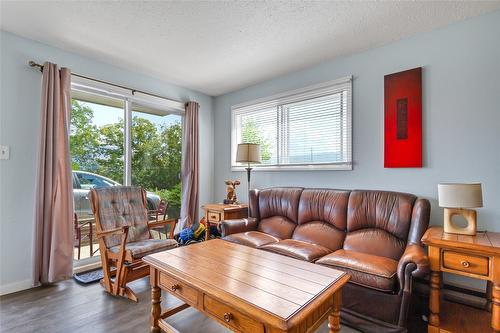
73 213 94 260
149 199 168 221
90 186 178 302
148 200 176 239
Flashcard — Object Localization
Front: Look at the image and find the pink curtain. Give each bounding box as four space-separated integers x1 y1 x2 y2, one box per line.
32 62 74 285
179 102 199 230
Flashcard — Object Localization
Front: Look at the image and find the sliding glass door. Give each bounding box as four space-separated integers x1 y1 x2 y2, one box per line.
70 99 125 266
131 110 182 219
70 81 183 268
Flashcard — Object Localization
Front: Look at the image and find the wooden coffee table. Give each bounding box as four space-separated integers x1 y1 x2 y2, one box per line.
143 239 349 333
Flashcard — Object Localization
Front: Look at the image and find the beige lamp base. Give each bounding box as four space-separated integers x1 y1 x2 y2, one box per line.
443 208 477 236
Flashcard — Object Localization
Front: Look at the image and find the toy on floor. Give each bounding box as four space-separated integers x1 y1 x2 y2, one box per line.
177 218 214 245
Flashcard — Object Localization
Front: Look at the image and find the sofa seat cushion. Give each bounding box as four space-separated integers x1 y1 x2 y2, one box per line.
110 238 178 259
260 239 332 262
316 249 398 292
223 231 280 248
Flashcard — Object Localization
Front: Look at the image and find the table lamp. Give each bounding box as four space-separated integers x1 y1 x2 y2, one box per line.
236 143 261 192
438 183 483 235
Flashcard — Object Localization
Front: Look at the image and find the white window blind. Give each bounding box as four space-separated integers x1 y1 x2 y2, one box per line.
231 76 352 170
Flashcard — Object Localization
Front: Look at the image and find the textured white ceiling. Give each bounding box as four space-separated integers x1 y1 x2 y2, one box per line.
1 1 499 96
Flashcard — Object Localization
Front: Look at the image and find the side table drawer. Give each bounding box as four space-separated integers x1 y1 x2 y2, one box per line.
203 295 264 333
442 250 489 276
207 211 221 222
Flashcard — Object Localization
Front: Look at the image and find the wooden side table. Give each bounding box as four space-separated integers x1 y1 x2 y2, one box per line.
422 226 500 332
202 203 248 240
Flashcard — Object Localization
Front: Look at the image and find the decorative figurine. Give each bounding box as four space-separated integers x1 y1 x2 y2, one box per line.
224 180 240 204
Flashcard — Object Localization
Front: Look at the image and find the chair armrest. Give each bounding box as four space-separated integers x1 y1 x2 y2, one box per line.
77 217 94 228
397 244 429 291
148 218 177 228
97 226 129 239
220 217 258 237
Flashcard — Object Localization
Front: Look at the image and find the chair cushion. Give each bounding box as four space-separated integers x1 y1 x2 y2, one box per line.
110 238 178 259
316 249 398 292
93 186 150 248
223 231 280 248
260 239 332 262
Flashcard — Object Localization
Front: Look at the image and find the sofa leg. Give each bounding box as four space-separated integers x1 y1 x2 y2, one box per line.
328 289 342 333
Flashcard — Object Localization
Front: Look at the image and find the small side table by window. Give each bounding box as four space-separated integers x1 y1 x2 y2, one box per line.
422 226 500 332
202 203 248 241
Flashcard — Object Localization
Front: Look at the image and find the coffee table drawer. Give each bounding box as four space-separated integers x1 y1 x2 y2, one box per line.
442 250 489 276
203 295 264 333
159 273 198 305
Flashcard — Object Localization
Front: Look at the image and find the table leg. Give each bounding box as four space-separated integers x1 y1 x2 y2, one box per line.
492 283 500 333
328 289 342 333
151 285 161 333
429 271 441 328
487 281 493 312
205 222 211 241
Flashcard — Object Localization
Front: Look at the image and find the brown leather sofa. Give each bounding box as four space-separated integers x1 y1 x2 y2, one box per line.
220 187 430 333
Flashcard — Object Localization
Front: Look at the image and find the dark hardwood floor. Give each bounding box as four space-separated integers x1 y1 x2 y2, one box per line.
2 277 491 333
0 277 359 333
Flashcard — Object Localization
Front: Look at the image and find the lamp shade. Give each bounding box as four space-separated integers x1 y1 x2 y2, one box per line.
438 183 483 208
236 143 261 164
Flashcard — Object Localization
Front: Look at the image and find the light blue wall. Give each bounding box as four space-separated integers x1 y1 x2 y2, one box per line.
0 31 214 294
214 11 500 289
1 10 499 295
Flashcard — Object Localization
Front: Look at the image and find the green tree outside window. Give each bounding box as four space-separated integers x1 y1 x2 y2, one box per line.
240 119 272 162
70 100 182 216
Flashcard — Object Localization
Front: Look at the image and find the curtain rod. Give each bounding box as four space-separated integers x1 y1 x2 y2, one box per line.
28 61 185 104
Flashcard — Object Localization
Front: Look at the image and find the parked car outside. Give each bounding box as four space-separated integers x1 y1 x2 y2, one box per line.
72 170 161 218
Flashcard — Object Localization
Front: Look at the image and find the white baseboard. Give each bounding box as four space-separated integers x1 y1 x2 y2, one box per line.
0 279 33 296
73 261 101 274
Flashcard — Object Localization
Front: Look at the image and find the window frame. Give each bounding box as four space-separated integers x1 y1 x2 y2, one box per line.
70 76 185 185
231 76 353 171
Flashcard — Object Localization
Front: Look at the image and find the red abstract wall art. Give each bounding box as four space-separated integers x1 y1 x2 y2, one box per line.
384 67 422 168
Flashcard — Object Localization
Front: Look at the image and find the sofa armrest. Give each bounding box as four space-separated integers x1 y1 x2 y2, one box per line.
397 244 429 291
220 217 258 237
407 198 431 244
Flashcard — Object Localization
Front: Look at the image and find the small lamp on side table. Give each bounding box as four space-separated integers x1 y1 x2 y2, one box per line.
236 143 261 192
438 183 483 235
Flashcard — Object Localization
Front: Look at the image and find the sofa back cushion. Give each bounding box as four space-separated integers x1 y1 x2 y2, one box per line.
293 189 350 251
257 187 303 239
344 190 416 260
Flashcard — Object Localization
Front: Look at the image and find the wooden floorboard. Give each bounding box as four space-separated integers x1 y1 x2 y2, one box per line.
3 276 484 333
0 278 359 333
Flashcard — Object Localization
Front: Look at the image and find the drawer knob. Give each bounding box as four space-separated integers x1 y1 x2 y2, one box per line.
170 284 180 291
461 260 470 268
223 312 233 323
